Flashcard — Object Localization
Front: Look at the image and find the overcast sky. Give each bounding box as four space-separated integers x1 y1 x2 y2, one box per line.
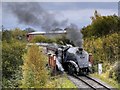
2 2 118 31
1 0 120 2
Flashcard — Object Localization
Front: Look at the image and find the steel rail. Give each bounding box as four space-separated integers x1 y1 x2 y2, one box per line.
85 75 111 90
72 74 96 90
69 74 111 90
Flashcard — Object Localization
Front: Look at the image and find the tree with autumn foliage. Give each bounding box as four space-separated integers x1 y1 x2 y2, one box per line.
21 45 48 88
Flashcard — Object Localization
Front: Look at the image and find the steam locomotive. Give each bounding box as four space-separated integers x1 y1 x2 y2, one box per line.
48 44 93 75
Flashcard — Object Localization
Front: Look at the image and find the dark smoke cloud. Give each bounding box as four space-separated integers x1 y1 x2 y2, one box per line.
3 2 83 47
3 2 68 31
65 24 83 47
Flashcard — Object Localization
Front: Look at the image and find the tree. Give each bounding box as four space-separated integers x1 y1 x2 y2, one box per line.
2 30 12 43
81 11 119 37
11 28 27 42
21 45 48 88
55 35 74 45
2 28 27 87
2 41 25 87
24 27 35 33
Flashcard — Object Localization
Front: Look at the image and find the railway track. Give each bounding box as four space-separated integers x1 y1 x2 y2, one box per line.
68 74 112 90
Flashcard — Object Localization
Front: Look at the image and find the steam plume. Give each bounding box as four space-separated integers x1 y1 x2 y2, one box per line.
65 24 83 47
3 2 67 31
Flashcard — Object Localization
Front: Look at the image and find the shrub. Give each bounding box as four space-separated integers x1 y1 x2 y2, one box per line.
109 61 120 83
21 45 48 88
31 35 55 43
2 41 25 87
83 33 119 67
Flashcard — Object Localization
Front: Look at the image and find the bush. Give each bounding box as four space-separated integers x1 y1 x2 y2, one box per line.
2 41 26 87
31 35 55 43
55 35 73 45
109 61 120 83
21 45 48 88
84 33 119 64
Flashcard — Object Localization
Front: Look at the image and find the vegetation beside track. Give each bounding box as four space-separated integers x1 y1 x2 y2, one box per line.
45 74 76 88
82 11 120 89
91 73 119 89
21 45 76 88
2 29 76 88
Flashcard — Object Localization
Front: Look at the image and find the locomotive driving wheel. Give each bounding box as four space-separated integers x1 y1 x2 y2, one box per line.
68 63 76 75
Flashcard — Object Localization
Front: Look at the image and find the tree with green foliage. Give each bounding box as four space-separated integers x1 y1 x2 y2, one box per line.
11 28 27 42
2 28 27 88
55 35 73 45
31 35 55 43
81 11 118 37
2 41 26 88
2 28 27 43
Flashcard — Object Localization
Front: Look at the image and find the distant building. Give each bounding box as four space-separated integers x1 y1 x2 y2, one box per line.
27 30 67 41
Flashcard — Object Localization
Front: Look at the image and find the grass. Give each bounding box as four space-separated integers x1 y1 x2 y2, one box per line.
90 72 119 90
45 74 77 88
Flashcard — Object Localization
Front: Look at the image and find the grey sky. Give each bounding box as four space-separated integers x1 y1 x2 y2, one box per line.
39 2 118 10
2 2 118 31
1 0 119 2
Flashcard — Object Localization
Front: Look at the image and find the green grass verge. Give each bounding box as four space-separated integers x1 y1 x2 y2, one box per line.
90 73 119 90
45 74 77 88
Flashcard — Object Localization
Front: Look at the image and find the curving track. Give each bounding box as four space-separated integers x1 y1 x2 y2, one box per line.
68 74 113 90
